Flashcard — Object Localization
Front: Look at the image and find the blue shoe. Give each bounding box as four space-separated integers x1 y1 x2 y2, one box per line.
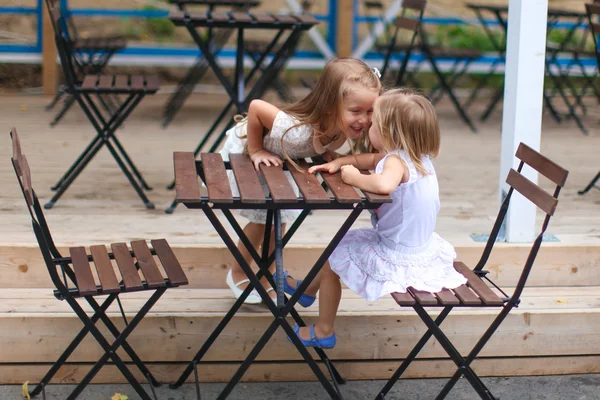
288 324 336 349
274 270 316 307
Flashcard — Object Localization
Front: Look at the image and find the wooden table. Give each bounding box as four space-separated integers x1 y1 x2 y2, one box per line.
171 151 391 399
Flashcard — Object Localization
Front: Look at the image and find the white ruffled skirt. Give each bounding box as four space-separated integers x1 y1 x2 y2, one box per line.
329 229 467 302
219 124 301 224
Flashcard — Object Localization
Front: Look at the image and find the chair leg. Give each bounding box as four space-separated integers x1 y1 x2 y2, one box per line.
50 95 76 127
63 289 165 400
578 171 600 195
376 307 453 399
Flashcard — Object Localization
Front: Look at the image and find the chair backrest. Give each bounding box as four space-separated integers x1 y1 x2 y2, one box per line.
475 143 569 301
45 0 78 42
585 3 600 69
10 128 72 291
46 0 80 89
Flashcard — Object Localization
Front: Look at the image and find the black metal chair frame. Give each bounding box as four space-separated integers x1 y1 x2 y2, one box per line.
372 0 478 132
578 3 600 194
10 128 189 400
544 10 594 135
45 4 157 209
45 0 126 127
164 12 316 213
376 143 568 400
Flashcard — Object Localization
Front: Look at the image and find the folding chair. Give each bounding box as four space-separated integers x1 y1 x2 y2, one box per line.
578 3 600 194
45 1 160 209
45 0 127 127
369 0 425 88
10 127 189 400
377 143 569 400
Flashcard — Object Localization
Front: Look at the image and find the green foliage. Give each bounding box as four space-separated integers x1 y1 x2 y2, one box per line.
432 24 502 51
142 5 174 39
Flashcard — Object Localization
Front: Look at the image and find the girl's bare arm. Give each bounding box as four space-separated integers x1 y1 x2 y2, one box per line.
245 100 281 169
308 153 385 174
340 155 406 195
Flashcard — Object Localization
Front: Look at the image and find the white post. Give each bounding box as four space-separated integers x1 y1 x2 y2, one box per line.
352 0 403 59
499 0 548 242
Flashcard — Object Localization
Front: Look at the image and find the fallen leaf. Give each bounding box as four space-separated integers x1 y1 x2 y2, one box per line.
22 381 31 400
556 298 568 303
111 393 128 400
19 105 28 112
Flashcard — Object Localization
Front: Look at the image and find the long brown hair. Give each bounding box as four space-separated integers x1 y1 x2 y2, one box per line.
280 58 382 168
372 88 440 176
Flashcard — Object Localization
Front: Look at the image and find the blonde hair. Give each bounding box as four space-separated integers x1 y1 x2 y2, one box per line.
280 58 382 169
372 88 440 176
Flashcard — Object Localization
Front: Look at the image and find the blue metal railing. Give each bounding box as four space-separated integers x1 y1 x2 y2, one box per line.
0 0 594 67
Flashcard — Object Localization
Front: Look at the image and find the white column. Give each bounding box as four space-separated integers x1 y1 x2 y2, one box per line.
499 0 548 242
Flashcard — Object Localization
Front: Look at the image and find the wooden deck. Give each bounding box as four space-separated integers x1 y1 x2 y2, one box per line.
1 92 599 383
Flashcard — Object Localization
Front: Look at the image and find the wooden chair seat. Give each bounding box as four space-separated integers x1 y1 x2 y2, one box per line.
64 239 188 298
80 74 160 94
392 261 505 307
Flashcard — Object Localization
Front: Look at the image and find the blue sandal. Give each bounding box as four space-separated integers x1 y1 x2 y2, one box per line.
273 270 316 307
288 324 336 349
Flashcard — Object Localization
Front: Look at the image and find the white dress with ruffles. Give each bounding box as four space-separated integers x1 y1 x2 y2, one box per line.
219 111 327 224
328 150 467 301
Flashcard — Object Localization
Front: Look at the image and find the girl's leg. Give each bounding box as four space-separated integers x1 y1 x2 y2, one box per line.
298 262 341 340
230 222 266 287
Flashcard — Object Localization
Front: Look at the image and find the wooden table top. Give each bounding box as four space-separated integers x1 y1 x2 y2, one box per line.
169 10 319 29
174 152 392 209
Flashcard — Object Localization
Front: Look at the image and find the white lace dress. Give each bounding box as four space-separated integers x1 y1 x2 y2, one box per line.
219 111 324 224
328 150 467 301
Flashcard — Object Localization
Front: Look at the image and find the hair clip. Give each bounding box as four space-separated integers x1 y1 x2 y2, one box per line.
372 67 382 79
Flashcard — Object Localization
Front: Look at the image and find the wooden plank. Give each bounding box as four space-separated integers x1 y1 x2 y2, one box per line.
210 11 231 22
271 14 296 24
111 243 143 291
98 75 114 91
435 288 461 305
506 169 558 216
19 155 34 207
515 143 568 187
42 3 58 96
69 246 97 296
81 75 98 90
201 152 233 203
391 291 415 306
174 152 201 203
144 75 160 92
251 11 275 23
287 160 330 204
151 239 188 287
230 11 253 23
319 171 361 203
229 154 265 203
454 262 505 306
131 240 166 288
3 301 600 362
90 245 120 294
130 75 144 91
10 128 22 176
452 284 482 306
3 356 600 384
408 287 438 306
260 164 298 203
394 16 420 32
114 75 129 91
336 0 353 57
295 14 319 25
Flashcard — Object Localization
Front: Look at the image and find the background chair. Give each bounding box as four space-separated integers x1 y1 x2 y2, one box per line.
377 143 569 399
45 0 127 127
10 127 189 400
45 1 160 209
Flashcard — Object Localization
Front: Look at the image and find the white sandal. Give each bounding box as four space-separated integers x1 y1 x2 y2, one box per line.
264 287 277 303
226 269 262 304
